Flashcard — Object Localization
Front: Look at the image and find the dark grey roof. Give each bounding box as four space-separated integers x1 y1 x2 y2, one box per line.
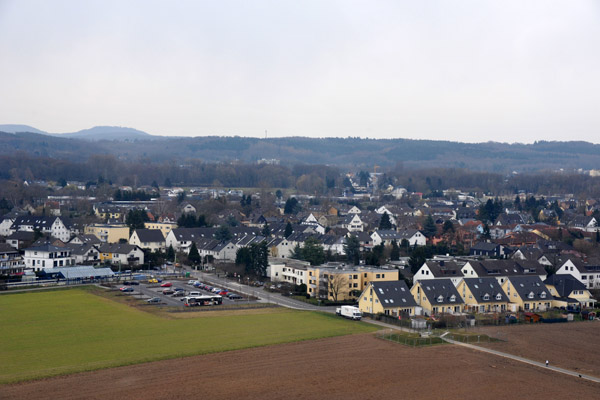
544 274 587 298
10 216 61 230
133 229 165 243
507 276 550 301
25 244 70 253
0 243 18 254
97 243 140 254
467 260 546 277
417 279 463 305
6 231 35 241
463 278 508 303
370 281 417 308
470 242 502 252
423 261 465 278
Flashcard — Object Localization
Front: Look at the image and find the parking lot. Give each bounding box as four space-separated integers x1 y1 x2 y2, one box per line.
115 278 251 307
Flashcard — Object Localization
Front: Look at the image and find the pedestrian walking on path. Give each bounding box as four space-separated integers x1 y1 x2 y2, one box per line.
546 360 549 367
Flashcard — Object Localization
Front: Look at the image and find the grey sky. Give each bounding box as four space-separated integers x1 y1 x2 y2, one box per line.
1 0 599 143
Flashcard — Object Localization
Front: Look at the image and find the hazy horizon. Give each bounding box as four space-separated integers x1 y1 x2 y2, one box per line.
1 1 599 143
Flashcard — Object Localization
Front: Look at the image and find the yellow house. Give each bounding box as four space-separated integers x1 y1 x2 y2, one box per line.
410 279 464 316
306 265 399 301
85 223 130 243
456 277 509 313
544 274 596 309
144 221 178 238
358 281 417 317
501 276 553 312
94 205 123 221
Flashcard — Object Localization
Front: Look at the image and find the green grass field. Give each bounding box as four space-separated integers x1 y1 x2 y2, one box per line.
0 288 376 384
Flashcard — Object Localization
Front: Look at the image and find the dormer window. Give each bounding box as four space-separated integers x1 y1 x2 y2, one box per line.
449 295 456 302
483 294 490 301
437 295 444 303
528 292 535 299
540 292 546 299
496 293 502 301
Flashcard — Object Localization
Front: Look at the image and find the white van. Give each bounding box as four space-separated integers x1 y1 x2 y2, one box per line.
189 291 201 297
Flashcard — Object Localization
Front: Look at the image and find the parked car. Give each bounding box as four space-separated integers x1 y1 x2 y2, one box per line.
160 282 172 287
129 280 140 285
174 287 185 292
147 297 161 303
227 293 243 300
162 289 175 295
119 287 134 292
188 280 198 285
172 291 186 297
218 290 228 296
148 278 159 284
211 287 221 293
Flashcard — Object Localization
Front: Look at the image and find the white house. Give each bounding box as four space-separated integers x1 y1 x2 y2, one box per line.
24 244 75 271
341 214 364 232
555 258 600 290
371 229 426 247
10 216 71 242
129 229 166 252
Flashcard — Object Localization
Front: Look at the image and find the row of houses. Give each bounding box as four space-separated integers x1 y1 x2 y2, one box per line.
357 274 595 318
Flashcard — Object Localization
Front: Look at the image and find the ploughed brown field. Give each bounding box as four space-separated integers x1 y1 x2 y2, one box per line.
3 331 599 400
474 321 600 377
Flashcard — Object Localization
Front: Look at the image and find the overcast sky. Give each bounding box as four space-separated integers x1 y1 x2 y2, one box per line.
1 0 599 143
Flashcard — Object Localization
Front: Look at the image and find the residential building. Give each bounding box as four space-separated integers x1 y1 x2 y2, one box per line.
0 243 26 277
456 277 509 313
97 243 145 266
544 274 596 309
501 276 552 312
410 279 464 316
24 244 75 271
9 216 71 242
371 229 426 247
129 229 166 252
85 223 130 243
144 221 178 238
358 280 417 316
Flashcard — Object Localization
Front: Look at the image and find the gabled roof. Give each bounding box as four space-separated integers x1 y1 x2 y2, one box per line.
544 274 587 298
422 261 465 278
64 243 99 256
467 260 546 277
462 278 508 303
25 244 69 253
133 229 165 243
506 276 550 301
10 216 61 230
369 281 417 308
6 231 35 241
470 242 502 252
0 243 19 254
97 243 141 254
416 279 463 305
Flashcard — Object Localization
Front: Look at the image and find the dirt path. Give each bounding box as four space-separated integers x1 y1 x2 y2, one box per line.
472 321 600 377
2 333 598 400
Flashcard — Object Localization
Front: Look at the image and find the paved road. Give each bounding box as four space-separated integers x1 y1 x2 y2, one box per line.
441 333 600 384
190 271 338 312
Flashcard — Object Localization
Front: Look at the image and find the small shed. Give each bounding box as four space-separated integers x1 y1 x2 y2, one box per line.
523 312 542 323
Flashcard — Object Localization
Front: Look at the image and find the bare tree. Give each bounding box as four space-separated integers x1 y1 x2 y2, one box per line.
328 274 349 302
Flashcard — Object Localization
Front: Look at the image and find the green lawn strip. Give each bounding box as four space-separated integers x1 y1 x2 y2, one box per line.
376 330 445 347
0 288 376 384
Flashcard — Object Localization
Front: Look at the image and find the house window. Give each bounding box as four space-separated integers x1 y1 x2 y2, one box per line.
524 303 530 310
528 292 534 299
582 275 587 280
382 274 385 278
376 274 380 279
483 294 490 301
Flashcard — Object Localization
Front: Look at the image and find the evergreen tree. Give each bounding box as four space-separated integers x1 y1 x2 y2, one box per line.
482 224 491 240
442 220 455 234
166 245 175 261
344 234 361 265
284 197 300 214
262 223 271 237
390 239 400 261
215 225 232 241
188 242 201 265
379 213 392 230
284 222 293 238
423 215 437 238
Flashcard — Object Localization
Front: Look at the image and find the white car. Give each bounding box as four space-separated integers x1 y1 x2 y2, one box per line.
188 280 198 285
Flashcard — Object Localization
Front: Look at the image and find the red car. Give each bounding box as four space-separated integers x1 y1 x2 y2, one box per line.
160 282 172 287
218 290 228 296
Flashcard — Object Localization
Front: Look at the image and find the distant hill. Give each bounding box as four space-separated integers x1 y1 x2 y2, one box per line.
58 126 154 141
2 126 600 173
0 124 47 134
